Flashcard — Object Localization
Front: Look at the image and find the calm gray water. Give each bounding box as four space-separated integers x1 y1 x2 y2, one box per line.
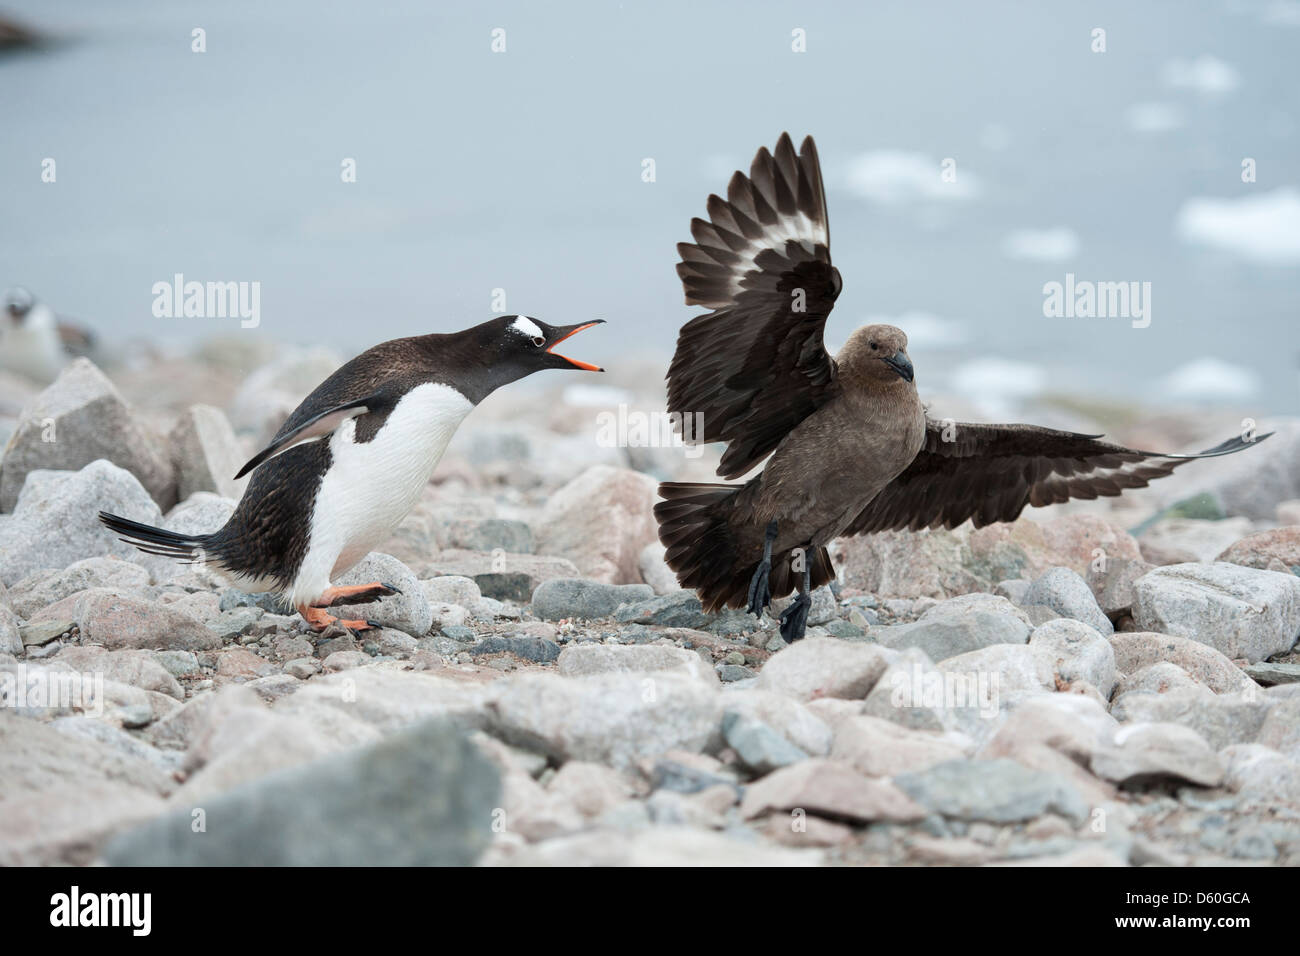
3 0 1297 413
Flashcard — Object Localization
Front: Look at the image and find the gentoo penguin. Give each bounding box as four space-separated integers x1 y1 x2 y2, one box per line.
654 133 1270 642
101 315 603 632
1 287 95 383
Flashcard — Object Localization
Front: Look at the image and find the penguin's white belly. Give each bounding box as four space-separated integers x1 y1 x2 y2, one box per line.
0 325 66 383
288 382 473 607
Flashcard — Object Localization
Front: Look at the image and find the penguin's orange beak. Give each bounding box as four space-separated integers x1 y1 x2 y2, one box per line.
546 320 605 372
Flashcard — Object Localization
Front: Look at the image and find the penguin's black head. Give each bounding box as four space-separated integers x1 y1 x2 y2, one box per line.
486 314 605 374
5 287 34 325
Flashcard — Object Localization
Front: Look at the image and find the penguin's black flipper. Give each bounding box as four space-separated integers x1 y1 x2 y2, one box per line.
234 392 383 480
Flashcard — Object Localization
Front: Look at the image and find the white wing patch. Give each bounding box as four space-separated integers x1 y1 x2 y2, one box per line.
511 315 544 339
725 215 826 296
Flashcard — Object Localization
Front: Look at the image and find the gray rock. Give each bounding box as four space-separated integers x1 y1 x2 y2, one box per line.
1148 420 1300 521
48 716 182 775
418 550 582 597
613 590 710 628
831 714 969 777
530 578 654 621
154 650 200 677
227 346 343 442
284 657 319 679
860 647 960 733
556 643 719 685
1022 605 1061 626
472 572 533 602
0 359 175 513
162 492 236 538
168 404 248 502
420 575 482 607
532 465 659 584
1028 618 1117 697
993 579 1031 604
721 711 809 774
649 757 739 795
719 688 833 757
894 758 1089 824
6 556 151 619
1091 722 1224 788
31 588 220 651
873 593 1030 663
1243 661 1300 686
19 619 74 646
1220 743 1300 802
718 664 756 682
470 635 561 663
0 714 170 865
823 619 866 639
757 637 895 702
1107 631 1258 695
56 646 184 699
1256 699 1300 761
1140 517 1255 564
484 671 722 771
1086 557 1154 617
1110 689 1271 752
739 758 925 823
0 460 164 586
208 607 263 641
1112 662 1207 704
332 552 431 637
0 604 21 656
637 540 679 595
1131 562 1300 663
105 719 499 865
1023 567 1113 635
448 518 532 553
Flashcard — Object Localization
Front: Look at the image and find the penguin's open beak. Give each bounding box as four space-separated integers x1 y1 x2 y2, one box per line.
546 320 605 372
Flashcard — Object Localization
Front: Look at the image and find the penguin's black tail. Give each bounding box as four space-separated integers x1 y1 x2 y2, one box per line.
98 511 212 564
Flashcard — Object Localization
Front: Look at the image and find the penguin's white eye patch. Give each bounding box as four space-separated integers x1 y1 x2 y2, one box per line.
510 315 544 340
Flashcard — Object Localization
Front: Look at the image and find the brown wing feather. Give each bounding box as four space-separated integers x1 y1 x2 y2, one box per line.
845 420 1271 534
668 133 842 480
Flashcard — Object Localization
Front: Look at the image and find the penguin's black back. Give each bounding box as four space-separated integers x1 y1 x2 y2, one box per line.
206 438 333 587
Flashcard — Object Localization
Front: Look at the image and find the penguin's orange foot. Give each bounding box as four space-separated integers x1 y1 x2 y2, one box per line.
311 581 400 608
299 604 381 633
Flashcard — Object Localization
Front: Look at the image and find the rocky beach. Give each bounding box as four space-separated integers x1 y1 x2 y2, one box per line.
2 340 1299 867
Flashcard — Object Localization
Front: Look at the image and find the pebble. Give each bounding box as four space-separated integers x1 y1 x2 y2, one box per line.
721 711 809 774
471 635 562 663
1023 567 1113 635
1131 562 1300 663
614 590 711 628
530 578 654 621
894 758 1089 825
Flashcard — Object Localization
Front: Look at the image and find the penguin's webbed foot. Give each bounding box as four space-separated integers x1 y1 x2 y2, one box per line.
779 592 811 643
299 604 381 634
312 581 401 608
